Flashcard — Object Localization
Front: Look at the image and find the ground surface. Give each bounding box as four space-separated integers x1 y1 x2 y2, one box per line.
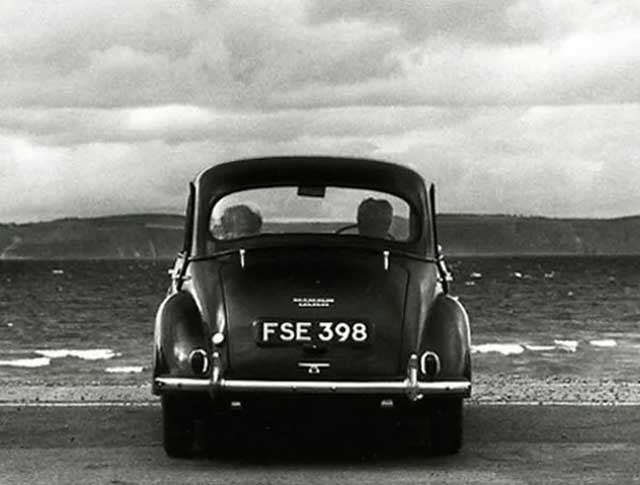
1 403 639 484
3 376 640 405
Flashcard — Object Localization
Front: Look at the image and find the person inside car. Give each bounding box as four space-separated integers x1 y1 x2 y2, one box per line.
219 204 263 239
357 198 394 239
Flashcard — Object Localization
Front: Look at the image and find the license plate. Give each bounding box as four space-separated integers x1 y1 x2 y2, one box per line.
255 319 371 346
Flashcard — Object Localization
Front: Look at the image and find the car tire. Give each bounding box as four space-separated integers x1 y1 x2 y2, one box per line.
428 397 463 455
162 394 199 458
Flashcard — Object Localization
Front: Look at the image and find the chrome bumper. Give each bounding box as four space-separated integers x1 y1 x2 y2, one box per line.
154 376 471 399
154 353 471 400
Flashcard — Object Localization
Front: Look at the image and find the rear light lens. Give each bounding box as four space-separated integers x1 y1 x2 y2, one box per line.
420 351 441 377
212 332 225 346
188 349 209 375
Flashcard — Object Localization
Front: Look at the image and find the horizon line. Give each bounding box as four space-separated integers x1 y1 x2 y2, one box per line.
2 210 640 226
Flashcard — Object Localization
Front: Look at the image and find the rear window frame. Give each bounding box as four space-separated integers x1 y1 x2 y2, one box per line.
206 184 423 246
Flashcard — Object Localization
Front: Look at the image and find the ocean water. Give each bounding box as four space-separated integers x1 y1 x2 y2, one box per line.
0 257 639 384
451 256 640 382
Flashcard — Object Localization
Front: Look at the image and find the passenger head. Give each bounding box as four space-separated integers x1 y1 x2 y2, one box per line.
220 204 262 238
357 198 393 238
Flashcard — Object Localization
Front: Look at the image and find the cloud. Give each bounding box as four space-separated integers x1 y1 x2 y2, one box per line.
0 134 211 221
306 0 640 45
0 0 401 109
307 0 537 44
0 105 474 145
375 104 640 217
1 1 640 221
2 103 640 221
1 0 639 109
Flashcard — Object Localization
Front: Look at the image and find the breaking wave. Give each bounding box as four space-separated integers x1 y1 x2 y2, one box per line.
105 366 144 374
473 338 620 355
0 348 121 369
589 339 617 348
34 349 118 360
472 343 524 355
0 357 51 368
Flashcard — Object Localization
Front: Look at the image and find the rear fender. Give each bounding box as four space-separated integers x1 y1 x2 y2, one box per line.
420 293 471 380
153 291 209 379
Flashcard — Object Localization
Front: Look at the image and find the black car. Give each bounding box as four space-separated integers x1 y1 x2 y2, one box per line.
153 156 472 457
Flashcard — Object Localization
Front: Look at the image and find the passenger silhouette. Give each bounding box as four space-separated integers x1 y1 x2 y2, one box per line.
357 198 393 239
220 204 262 239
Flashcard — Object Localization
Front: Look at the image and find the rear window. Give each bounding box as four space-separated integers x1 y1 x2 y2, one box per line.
210 186 415 242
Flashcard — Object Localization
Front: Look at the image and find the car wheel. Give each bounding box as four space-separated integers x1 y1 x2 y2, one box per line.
428 397 463 455
162 394 199 458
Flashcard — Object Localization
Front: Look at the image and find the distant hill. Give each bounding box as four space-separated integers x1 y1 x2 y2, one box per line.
0 214 185 260
437 214 640 256
1 213 640 259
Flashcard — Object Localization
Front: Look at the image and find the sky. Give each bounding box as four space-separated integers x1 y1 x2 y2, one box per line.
1 0 639 222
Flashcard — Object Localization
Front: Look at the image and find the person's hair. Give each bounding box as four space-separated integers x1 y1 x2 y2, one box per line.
221 204 262 237
357 198 393 237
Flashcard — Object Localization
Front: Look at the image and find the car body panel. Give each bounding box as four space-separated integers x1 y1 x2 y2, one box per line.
153 156 471 404
220 247 409 380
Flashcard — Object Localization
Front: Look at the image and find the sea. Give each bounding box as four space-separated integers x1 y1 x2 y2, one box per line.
0 257 639 385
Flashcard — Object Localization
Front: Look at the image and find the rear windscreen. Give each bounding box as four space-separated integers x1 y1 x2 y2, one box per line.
210 186 415 242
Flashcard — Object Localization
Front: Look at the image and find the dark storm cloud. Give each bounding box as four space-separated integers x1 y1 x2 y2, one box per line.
0 1 403 109
2 0 637 111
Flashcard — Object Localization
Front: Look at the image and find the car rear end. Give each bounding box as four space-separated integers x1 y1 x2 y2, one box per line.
153 157 471 457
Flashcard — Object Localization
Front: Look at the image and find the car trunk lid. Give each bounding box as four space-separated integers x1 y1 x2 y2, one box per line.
221 248 408 380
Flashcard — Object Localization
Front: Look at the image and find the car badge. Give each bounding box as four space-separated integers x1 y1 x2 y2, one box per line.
292 297 335 308
298 362 330 375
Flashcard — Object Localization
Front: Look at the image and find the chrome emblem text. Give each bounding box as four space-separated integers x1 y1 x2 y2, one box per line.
292 297 335 308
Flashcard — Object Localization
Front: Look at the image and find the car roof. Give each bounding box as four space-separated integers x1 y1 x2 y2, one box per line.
190 156 432 256
194 156 427 203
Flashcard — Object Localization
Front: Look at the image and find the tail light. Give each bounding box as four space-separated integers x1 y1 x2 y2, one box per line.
188 349 209 375
420 351 441 378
